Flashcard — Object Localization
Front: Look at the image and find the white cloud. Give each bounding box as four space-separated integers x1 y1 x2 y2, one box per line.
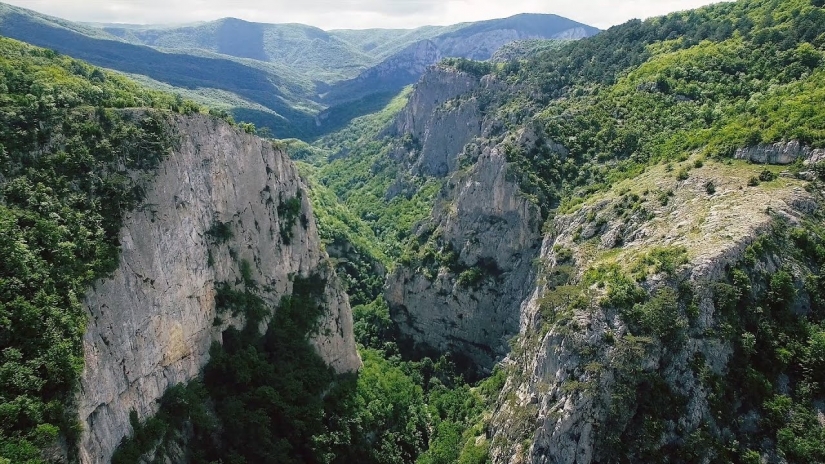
4 0 728 29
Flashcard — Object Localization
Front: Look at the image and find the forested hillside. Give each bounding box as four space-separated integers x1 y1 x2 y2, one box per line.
0 1 597 139
299 0 825 461
0 37 201 462
308 0 825 266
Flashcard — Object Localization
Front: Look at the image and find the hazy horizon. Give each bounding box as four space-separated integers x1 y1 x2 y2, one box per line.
3 0 729 31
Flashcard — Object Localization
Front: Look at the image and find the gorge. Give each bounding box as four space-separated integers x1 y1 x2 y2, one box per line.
1 0 825 463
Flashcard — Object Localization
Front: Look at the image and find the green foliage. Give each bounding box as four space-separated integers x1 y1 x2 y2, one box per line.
0 37 183 461
456 268 485 289
705 180 716 194
310 88 446 259
697 221 825 461
298 165 389 306
441 58 495 78
214 283 268 325
814 161 825 180
111 383 215 464
238 122 256 134
760 169 778 182
206 220 234 243
624 288 688 345
353 298 395 350
631 246 689 279
277 192 304 245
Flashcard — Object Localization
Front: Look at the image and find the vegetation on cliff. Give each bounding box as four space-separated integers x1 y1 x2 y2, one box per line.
0 37 204 462
298 0 825 462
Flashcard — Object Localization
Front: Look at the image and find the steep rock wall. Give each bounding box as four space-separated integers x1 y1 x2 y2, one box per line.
386 146 542 373
388 66 484 177
76 114 360 464
734 140 825 165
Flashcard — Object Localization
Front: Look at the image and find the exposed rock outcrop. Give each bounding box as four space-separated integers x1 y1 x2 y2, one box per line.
77 114 360 464
387 66 484 177
488 158 822 463
734 140 825 165
386 145 542 373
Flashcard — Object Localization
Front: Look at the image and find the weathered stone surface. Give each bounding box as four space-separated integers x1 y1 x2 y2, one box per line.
488 159 821 464
386 146 542 372
388 66 484 176
734 140 825 165
77 114 359 464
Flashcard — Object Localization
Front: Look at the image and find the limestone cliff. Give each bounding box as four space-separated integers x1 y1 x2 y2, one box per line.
386 145 542 372
380 64 544 374
383 64 825 459
76 114 360 464
735 140 825 166
488 157 823 463
386 65 485 177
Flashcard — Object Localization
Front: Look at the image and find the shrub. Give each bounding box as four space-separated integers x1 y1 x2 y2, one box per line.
814 162 825 181
457 267 485 288
759 169 777 182
705 181 716 194
206 220 234 243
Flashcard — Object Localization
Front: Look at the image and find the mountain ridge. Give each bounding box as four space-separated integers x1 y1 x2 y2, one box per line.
0 1 599 138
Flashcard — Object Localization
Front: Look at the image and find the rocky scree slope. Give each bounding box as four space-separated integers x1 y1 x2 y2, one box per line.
77 114 360 464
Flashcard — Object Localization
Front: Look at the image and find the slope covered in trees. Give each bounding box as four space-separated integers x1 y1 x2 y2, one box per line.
0 36 200 462
0 1 597 139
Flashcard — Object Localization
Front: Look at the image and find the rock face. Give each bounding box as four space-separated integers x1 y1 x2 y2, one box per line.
382 65 542 373
487 159 822 463
734 140 825 165
388 66 484 176
76 114 360 464
386 144 542 373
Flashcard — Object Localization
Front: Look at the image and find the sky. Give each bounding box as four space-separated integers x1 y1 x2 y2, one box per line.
3 0 727 30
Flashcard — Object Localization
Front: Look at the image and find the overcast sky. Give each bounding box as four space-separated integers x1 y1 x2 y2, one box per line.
4 0 727 30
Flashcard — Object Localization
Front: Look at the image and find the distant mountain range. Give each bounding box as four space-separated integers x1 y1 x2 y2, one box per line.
0 2 599 138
